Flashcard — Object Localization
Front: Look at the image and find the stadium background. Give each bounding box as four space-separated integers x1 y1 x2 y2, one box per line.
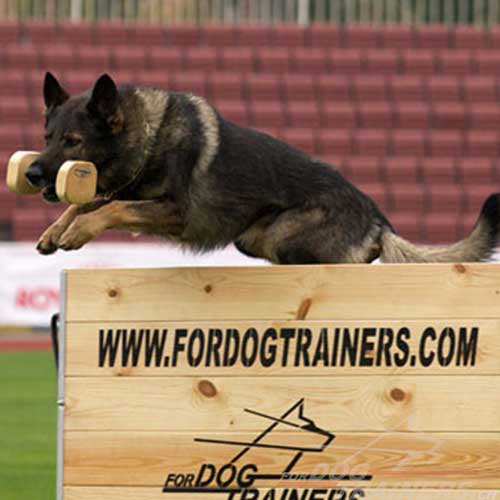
0 3 499 497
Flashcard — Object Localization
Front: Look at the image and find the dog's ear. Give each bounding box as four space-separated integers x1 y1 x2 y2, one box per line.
44 72 69 111
87 74 124 134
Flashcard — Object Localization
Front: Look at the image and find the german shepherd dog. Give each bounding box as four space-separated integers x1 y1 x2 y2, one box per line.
29 72 500 263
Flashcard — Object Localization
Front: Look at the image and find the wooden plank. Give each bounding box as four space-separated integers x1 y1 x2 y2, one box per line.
65 320 499 376
63 264 500 322
64 486 500 500
64 431 500 488
65 376 500 432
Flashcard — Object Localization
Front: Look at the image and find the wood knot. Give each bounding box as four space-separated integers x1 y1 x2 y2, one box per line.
454 264 466 274
390 388 406 402
296 298 312 320
198 380 217 398
108 288 118 298
204 284 213 294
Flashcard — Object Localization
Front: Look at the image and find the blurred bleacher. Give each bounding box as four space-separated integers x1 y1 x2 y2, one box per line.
0 21 499 243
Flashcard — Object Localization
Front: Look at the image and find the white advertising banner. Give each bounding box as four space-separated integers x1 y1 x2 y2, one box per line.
0 242 267 327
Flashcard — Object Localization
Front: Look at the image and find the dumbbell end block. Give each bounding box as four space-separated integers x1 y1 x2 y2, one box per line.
56 161 97 205
6 151 42 195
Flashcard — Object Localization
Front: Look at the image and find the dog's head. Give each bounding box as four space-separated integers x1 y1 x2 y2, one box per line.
26 72 126 202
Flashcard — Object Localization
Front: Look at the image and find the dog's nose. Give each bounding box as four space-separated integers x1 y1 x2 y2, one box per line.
25 162 46 187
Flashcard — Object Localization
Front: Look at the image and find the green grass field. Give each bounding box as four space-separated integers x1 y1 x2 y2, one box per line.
0 351 57 500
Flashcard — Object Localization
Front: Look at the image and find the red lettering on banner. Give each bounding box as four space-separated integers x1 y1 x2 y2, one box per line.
15 288 59 311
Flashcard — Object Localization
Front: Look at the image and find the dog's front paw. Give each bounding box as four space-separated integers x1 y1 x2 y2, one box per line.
58 216 100 251
37 226 64 255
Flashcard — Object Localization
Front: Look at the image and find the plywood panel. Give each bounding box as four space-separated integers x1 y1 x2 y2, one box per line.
64 486 500 500
63 264 500 322
64 431 500 488
65 376 500 432
64 320 498 376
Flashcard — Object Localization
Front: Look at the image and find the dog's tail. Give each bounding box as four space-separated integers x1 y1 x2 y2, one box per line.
380 193 500 263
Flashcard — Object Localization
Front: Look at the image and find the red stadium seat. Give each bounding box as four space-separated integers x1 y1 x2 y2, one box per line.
458 158 494 184
330 49 363 75
309 23 341 48
149 48 184 71
135 71 170 89
272 25 306 47
112 46 147 70
423 214 461 243
428 131 463 157
283 75 315 102
258 48 291 73
288 102 321 128
76 46 111 71
316 130 353 156
0 98 31 124
171 72 208 97
12 209 48 241
380 25 414 49
464 184 496 215
352 76 387 101
365 50 400 75
2 46 39 70
342 25 381 49
389 76 426 102
317 76 352 102
395 103 430 129
452 26 487 50
281 129 316 155
0 22 20 44
353 130 389 156
210 73 244 101
345 157 382 183
463 76 497 103
390 184 426 213
247 75 281 100
238 25 273 47
465 131 499 157
215 101 248 126
477 52 500 76
321 103 356 129
392 131 426 156
438 50 474 76
432 103 467 130
164 25 201 46
203 25 237 47
59 22 94 44
421 157 458 184
0 126 24 150
357 183 389 211
251 102 286 128
94 22 132 46
469 104 500 130
0 71 28 98
357 103 394 128
384 157 419 183
292 48 329 73
40 45 76 72
415 25 451 49
23 20 58 44
184 48 218 72
133 24 165 45
488 27 500 50
402 50 436 76
428 77 461 101
219 48 254 72
389 213 422 242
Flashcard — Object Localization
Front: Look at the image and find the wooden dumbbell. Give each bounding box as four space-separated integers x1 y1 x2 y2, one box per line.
6 151 97 205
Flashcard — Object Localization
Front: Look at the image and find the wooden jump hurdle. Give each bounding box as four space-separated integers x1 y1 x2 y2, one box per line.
58 263 500 500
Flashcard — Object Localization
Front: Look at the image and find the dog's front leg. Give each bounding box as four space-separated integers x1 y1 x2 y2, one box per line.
57 199 184 251
37 198 110 255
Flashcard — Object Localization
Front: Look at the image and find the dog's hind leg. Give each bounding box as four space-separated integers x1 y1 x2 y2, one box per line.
57 199 184 251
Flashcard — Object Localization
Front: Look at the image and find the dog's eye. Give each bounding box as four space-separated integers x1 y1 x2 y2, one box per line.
64 136 82 148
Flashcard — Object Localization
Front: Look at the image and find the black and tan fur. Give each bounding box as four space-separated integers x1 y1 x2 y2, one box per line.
30 73 500 263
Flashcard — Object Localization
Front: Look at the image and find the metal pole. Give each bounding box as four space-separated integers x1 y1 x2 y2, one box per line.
298 0 310 24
